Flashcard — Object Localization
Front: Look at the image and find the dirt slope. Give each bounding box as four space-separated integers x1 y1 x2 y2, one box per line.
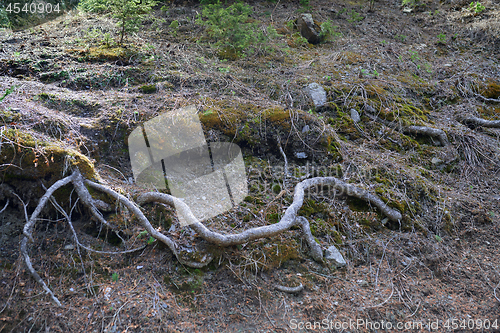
1 0 500 331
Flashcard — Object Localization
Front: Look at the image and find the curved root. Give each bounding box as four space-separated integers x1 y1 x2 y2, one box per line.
137 176 401 263
21 170 403 305
403 126 449 147
459 116 500 129
365 111 449 146
274 283 304 293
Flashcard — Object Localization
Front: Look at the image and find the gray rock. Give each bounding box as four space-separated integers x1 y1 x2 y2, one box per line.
296 13 322 44
431 157 443 165
324 245 346 267
364 104 376 113
295 152 307 159
64 244 74 250
350 109 361 123
306 82 327 108
302 125 310 133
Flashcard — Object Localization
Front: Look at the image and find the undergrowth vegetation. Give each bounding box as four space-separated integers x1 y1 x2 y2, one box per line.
196 1 278 59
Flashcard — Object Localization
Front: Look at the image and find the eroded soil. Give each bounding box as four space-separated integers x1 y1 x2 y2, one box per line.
1 0 500 331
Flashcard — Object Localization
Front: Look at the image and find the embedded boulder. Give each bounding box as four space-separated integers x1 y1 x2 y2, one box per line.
296 14 322 44
305 82 327 108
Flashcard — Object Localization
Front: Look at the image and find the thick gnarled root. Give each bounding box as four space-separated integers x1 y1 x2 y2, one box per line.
21 170 402 306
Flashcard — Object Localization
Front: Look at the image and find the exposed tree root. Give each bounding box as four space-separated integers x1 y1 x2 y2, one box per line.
137 177 402 262
365 111 449 146
21 168 403 305
82 178 214 269
274 283 304 293
458 116 500 129
402 126 449 147
20 174 74 306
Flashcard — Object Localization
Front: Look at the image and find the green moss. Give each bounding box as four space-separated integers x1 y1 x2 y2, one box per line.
340 51 364 64
0 128 97 180
217 46 240 61
139 84 157 94
298 199 330 218
259 239 302 270
87 46 134 62
347 197 371 212
328 112 361 140
481 79 500 99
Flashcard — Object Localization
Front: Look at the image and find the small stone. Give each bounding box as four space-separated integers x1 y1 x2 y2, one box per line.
295 152 307 159
364 104 376 113
64 244 74 250
302 125 310 133
305 83 327 108
357 279 369 287
431 157 442 165
350 109 360 123
324 245 346 267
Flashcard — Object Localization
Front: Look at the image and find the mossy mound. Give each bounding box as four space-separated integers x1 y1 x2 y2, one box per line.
479 79 500 99
0 128 97 181
198 99 342 161
67 46 136 63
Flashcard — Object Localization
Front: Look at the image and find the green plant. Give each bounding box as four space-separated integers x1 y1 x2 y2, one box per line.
79 0 157 45
299 0 310 6
0 8 10 28
395 34 407 42
319 19 341 42
402 0 419 8
347 10 364 23
78 0 111 13
169 19 179 36
437 33 446 44
469 2 485 14
196 1 269 58
0 86 16 103
434 235 443 242
111 272 119 282
409 50 419 62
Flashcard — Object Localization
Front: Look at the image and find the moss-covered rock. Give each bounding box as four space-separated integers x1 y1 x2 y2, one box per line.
0 128 97 181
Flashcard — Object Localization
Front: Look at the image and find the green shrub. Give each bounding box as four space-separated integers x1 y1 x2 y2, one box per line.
196 1 269 58
0 8 10 28
319 19 341 42
78 0 112 13
469 2 485 13
79 0 157 45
